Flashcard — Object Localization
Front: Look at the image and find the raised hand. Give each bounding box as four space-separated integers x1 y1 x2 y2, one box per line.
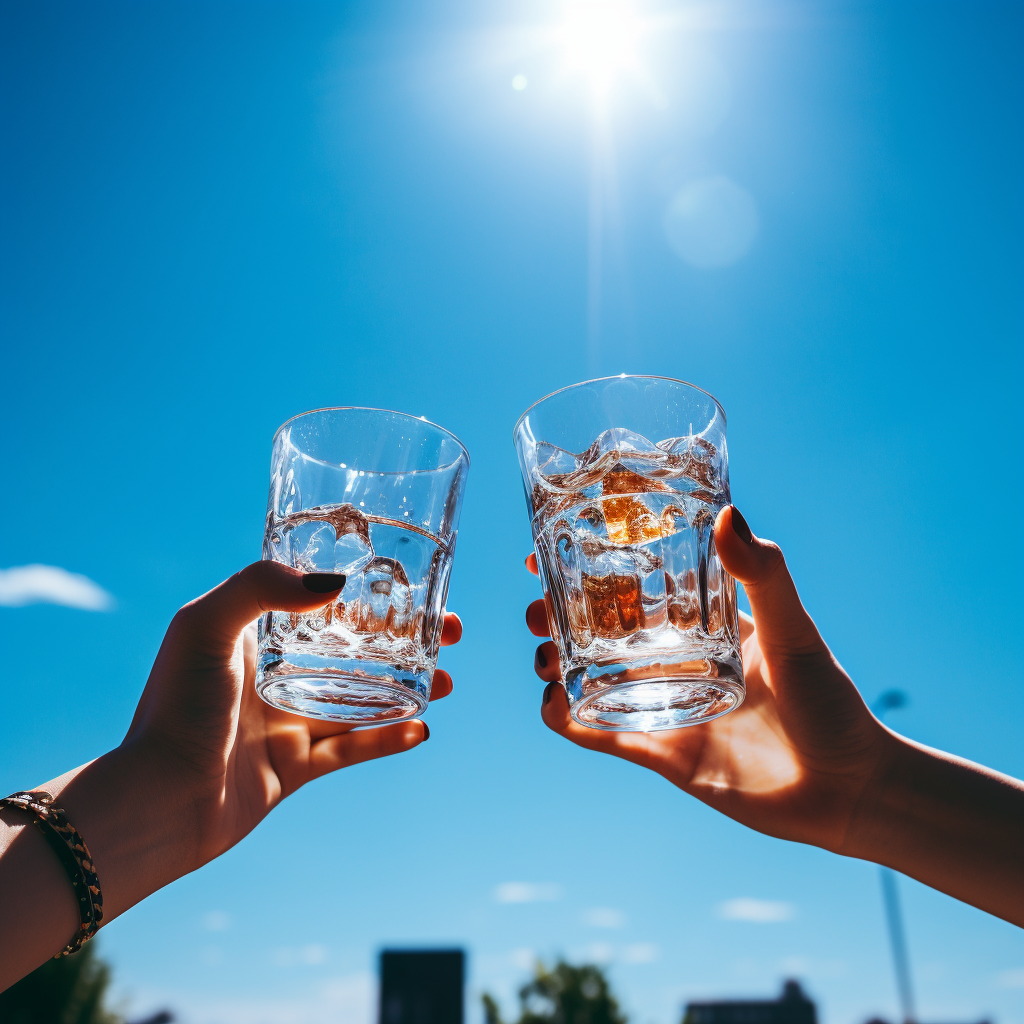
1 562 462 986
123 561 461 867
526 506 1024 925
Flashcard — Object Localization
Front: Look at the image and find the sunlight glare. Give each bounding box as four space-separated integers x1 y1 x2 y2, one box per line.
559 0 643 96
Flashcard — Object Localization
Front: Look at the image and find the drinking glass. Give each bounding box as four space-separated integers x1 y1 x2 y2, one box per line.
256 408 469 724
514 376 744 731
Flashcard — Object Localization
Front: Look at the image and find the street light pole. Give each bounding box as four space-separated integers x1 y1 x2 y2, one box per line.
873 690 917 1024
880 866 916 1024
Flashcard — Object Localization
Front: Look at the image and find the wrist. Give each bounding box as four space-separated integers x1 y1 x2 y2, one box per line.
49 740 204 922
833 726 910 863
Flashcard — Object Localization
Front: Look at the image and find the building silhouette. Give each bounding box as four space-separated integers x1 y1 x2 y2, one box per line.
683 980 817 1024
379 949 465 1024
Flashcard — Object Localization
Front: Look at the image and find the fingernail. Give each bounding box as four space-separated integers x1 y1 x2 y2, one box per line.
536 646 547 669
302 572 347 593
729 506 753 545
422 722 430 742
542 682 557 706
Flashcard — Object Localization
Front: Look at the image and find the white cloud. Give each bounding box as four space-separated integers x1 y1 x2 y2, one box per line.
583 907 625 929
585 943 614 964
0 565 114 610
131 973 374 1024
510 948 536 971
995 968 1024 989
270 945 331 968
203 911 231 932
717 898 796 923
622 943 660 964
494 882 563 903
780 955 811 974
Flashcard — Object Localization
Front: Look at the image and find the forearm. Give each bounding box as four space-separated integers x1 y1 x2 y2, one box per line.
846 733 1024 925
0 743 199 989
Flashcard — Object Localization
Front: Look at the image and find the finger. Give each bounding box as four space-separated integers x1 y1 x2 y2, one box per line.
539 683 665 772
175 561 346 652
308 719 428 779
526 599 552 637
739 610 755 642
714 506 824 657
440 613 463 646
525 552 538 576
534 642 560 682
429 669 453 701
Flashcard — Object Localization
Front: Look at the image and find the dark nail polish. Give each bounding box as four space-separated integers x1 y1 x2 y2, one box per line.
730 506 753 545
536 646 547 669
302 572 347 593
422 722 430 741
543 682 557 706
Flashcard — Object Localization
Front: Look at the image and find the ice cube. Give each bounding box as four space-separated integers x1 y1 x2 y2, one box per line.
334 532 373 576
322 503 372 543
655 435 722 489
600 466 671 545
536 441 581 479
581 427 659 465
358 557 410 633
389 578 413 638
290 522 337 571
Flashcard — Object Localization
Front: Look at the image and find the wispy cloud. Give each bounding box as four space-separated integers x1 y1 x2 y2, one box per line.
0 565 114 610
622 943 660 964
122 973 374 1024
203 911 231 932
585 942 614 964
583 907 625 929
717 898 796 923
509 948 536 970
494 882 563 903
271 945 329 967
995 968 1024 989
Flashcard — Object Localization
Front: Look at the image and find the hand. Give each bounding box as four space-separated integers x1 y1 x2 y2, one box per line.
526 506 888 853
123 560 462 870
0 561 462 985
526 507 1024 924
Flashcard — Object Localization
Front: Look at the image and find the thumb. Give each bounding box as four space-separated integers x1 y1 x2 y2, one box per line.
174 561 346 652
714 506 824 657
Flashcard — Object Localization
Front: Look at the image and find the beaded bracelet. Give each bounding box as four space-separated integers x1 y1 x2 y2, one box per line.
0 790 104 956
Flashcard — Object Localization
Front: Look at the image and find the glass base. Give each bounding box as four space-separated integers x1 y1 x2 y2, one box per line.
256 652 430 724
566 662 744 732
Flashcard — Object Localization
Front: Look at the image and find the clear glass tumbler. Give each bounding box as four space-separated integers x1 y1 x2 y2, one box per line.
256 408 469 724
514 376 744 731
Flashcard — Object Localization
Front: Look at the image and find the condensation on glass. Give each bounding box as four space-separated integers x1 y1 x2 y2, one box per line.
514 376 743 732
256 408 469 724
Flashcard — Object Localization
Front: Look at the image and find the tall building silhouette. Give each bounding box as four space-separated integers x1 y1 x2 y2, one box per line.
379 949 465 1024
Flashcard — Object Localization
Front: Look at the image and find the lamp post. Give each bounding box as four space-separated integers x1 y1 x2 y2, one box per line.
873 689 917 1024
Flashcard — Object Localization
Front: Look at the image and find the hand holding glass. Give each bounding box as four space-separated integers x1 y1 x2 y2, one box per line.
256 408 469 724
515 376 743 731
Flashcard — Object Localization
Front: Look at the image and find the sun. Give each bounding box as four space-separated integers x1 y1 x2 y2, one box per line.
558 0 644 97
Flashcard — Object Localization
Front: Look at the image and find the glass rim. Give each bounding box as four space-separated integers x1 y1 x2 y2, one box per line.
512 375 727 438
272 406 471 468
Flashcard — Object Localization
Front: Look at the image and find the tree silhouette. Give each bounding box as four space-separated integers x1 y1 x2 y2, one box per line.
483 960 628 1024
0 942 122 1024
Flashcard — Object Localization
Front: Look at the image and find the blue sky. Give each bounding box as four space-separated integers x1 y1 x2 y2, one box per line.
1 2 1022 1023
